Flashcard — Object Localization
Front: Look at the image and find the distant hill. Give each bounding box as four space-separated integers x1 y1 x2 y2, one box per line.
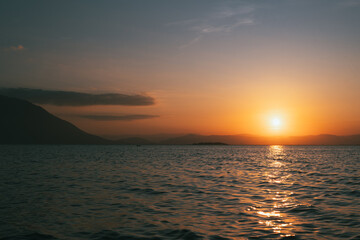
114 137 154 145
0 95 109 144
159 134 257 145
100 133 183 142
1 95 359 145
159 133 360 145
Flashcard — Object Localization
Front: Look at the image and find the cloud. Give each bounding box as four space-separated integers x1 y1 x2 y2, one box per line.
0 88 155 106
196 18 254 33
167 4 256 48
79 114 159 121
179 35 202 49
215 6 254 18
4 45 25 51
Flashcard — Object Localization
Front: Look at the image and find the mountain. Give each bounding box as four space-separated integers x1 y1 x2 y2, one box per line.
159 134 263 145
101 133 184 142
1 94 359 145
160 133 360 145
0 95 109 144
281 134 360 145
114 137 154 145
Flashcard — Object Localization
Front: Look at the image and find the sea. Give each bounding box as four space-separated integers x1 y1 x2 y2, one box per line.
0 145 359 240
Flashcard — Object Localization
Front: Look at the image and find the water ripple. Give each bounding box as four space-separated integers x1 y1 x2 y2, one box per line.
0 145 359 239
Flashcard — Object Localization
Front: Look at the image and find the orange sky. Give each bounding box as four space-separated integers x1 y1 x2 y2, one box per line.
1 1 360 137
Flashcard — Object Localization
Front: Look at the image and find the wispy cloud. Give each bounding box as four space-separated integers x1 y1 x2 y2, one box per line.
194 18 254 33
3 45 25 52
167 4 256 48
78 114 159 121
179 35 202 49
0 88 155 106
214 5 254 19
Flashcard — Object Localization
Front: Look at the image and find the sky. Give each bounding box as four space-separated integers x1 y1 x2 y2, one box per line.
1 0 360 137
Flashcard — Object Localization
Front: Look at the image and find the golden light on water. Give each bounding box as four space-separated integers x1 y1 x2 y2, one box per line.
257 210 281 218
243 145 304 238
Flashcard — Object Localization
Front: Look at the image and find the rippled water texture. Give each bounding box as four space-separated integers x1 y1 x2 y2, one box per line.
0 145 359 240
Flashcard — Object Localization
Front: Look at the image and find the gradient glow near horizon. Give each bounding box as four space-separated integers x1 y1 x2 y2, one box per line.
1 0 360 137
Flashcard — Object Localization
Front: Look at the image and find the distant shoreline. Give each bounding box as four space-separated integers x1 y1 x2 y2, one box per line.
1 95 359 145
192 142 228 145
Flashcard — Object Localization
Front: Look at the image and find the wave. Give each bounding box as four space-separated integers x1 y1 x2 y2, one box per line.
0 232 58 240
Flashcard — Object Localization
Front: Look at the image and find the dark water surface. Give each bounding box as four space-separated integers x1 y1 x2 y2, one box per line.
0 145 359 240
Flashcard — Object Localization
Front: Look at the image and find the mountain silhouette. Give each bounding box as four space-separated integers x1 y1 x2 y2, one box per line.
114 137 154 145
0 95 109 144
159 133 360 145
1 95 359 145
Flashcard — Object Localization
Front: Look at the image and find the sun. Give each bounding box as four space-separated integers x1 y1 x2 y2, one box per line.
261 111 288 135
270 116 282 130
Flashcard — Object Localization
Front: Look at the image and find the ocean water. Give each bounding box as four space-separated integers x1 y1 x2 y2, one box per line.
0 145 359 240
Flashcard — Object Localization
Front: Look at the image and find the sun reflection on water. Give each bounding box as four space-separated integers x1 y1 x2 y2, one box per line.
245 145 300 237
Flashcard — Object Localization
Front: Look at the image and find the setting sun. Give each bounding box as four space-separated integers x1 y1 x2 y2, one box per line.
271 117 282 129
1 1 360 240
266 114 287 135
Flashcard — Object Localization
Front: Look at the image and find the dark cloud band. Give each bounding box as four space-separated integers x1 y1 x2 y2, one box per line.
0 88 155 106
79 114 159 121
